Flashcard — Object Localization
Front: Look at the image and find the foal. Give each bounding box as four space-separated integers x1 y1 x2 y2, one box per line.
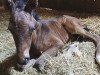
8 0 100 71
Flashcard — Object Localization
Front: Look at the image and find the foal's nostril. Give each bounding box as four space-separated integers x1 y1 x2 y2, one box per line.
25 57 30 64
25 58 30 62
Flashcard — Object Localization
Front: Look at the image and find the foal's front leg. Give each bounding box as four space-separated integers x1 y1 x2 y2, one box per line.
34 46 60 71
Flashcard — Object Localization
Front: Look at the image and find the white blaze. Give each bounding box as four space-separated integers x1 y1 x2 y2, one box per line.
24 48 30 57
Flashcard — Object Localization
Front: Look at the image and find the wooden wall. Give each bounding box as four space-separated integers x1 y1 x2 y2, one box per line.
39 0 98 12
1 0 100 13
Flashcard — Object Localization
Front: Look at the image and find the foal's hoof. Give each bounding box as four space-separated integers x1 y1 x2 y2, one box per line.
34 63 45 72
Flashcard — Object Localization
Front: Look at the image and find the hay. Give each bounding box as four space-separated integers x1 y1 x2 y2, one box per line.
0 8 100 75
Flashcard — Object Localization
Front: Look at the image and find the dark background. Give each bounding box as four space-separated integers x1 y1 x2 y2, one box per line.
0 0 100 13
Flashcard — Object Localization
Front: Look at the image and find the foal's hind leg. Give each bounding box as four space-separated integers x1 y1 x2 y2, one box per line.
73 25 100 65
62 15 100 65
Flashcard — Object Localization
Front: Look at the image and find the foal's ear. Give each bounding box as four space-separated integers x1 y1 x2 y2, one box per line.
8 0 16 12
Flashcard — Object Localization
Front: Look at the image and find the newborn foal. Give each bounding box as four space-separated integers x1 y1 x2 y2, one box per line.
8 0 100 71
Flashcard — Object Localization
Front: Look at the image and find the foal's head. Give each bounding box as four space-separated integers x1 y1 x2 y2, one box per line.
8 0 38 69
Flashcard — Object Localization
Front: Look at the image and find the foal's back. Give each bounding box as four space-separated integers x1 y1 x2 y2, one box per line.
32 17 69 53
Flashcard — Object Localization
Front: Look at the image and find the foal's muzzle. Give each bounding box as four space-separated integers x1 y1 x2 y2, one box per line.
18 57 30 65
16 58 36 71
23 57 30 65
17 57 30 71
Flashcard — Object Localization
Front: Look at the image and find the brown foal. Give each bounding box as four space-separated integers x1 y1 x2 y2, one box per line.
8 0 100 71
